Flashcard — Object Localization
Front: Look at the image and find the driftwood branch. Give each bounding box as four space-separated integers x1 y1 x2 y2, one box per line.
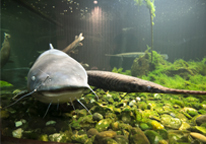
62 33 84 53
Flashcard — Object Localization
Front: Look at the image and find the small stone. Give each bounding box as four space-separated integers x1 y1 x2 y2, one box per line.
140 123 152 131
193 126 206 135
0 110 9 119
129 127 150 144
95 131 117 144
15 121 23 127
38 134 49 141
71 133 88 143
144 130 163 144
158 139 168 144
178 122 190 130
154 93 161 100
43 127 56 134
97 131 117 138
12 128 23 138
150 120 164 130
95 119 112 132
87 128 99 138
93 112 103 121
101 138 118 144
111 121 120 131
45 120 56 126
129 100 136 106
114 135 129 144
160 114 182 129
196 115 206 126
190 132 206 143
121 112 131 123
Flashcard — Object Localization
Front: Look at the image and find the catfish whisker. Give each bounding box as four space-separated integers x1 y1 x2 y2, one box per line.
43 102 52 118
56 100 59 111
4 89 37 109
70 98 76 114
77 99 92 115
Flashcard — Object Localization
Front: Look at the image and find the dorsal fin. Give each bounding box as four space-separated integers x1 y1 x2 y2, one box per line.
49 43 54 49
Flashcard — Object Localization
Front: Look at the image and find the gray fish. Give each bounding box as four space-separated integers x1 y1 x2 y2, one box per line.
105 52 169 60
87 70 206 95
7 43 97 115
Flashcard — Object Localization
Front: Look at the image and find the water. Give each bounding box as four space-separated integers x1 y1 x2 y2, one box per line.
1 0 206 143
1 0 206 70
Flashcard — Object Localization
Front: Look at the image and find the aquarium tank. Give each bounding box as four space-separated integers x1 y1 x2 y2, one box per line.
1 0 206 143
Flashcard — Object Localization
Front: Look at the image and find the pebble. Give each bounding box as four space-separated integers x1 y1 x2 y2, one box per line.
196 115 206 125
190 132 206 143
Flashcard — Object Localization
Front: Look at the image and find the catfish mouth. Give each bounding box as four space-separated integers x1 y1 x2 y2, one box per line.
33 87 88 104
39 87 88 93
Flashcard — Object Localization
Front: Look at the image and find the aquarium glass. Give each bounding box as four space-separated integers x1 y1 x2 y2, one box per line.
1 0 206 143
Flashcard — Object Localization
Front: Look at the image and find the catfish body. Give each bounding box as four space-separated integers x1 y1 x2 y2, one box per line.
27 44 91 103
87 70 206 95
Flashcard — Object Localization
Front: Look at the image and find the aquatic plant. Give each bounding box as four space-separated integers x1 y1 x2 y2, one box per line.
0 80 13 88
134 0 156 62
112 67 131 75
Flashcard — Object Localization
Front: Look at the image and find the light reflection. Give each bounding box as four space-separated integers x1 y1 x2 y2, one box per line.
93 1 98 4
91 6 104 22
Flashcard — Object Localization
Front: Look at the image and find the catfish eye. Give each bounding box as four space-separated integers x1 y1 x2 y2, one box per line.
31 76 36 81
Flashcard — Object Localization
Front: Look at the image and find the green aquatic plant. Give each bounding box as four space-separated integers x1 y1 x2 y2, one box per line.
134 0 156 62
112 67 131 75
0 80 13 89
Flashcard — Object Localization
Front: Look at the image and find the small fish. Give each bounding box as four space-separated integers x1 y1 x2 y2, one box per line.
105 52 169 60
122 27 135 32
0 33 11 69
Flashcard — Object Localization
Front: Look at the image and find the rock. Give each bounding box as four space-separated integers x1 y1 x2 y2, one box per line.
192 126 206 135
71 115 95 129
168 130 189 143
71 133 88 143
140 123 153 131
42 126 56 134
138 102 148 110
87 128 99 138
38 134 49 142
121 112 131 123
155 129 168 140
97 131 117 138
111 121 120 131
45 120 56 126
95 119 112 132
12 128 24 138
158 140 168 144
49 131 73 143
153 93 162 100
196 115 206 126
95 131 117 144
114 135 129 144
144 130 163 144
77 109 88 117
150 120 164 130
180 107 198 115
0 110 9 119
160 114 182 129
98 138 118 144
119 123 133 131
129 127 150 144
190 132 206 143
93 112 103 121
178 122 191 130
